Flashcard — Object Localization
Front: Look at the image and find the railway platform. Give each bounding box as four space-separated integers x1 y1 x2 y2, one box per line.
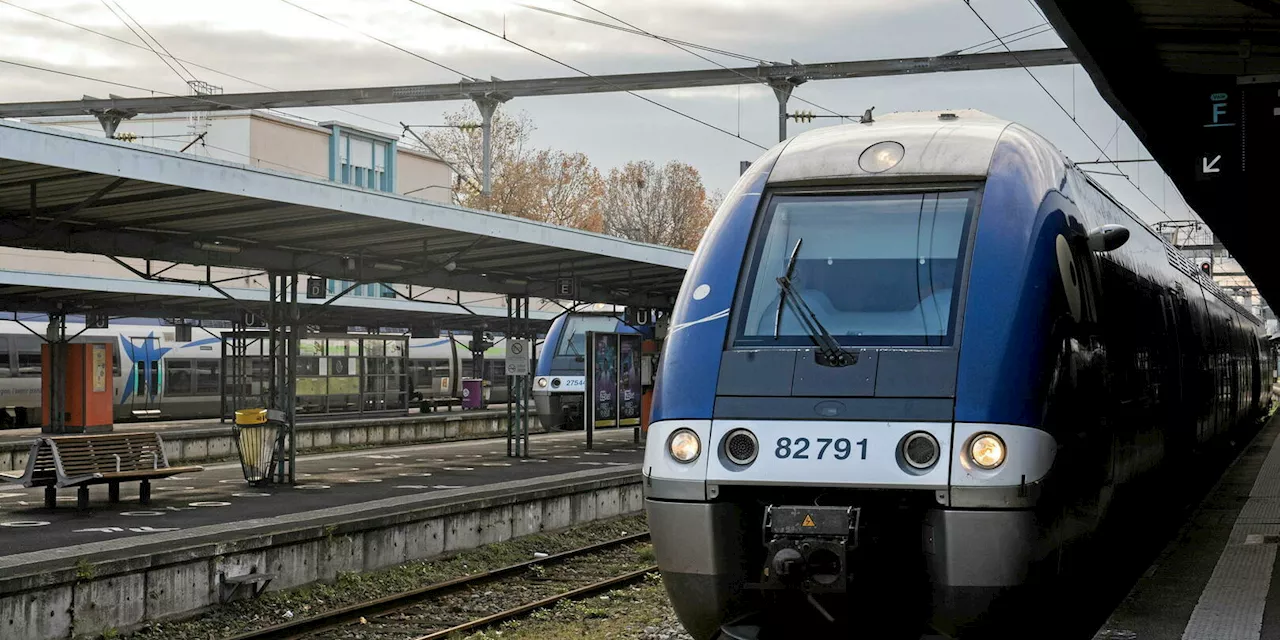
1094 412 1280 639
0 428 643 639
0 404 533 472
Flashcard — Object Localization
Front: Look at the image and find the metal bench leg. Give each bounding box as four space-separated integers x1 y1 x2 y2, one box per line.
44 486 55 509
77 485 89 511
108 482 120 504
139 479 151 505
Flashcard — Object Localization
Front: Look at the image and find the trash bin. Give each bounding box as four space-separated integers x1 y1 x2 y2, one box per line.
461 378 484 410
234 407 279 485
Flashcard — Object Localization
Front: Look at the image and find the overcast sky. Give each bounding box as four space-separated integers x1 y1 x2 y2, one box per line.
0 0 1197 226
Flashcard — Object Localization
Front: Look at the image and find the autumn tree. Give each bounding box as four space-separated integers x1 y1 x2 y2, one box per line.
505 149 604 231
601 160 716 250
415 105 602 229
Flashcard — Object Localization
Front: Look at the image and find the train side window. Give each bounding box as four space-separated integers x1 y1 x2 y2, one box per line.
196 360 220 394
112 348 120 375
411 360 430 385
15 337 40 377
0 336 9 377
166 359 195 396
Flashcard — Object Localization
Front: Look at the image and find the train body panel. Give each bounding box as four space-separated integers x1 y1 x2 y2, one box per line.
642 110 1274 638
0 319 511 427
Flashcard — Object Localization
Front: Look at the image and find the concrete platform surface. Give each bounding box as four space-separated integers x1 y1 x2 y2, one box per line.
0 404 518 445
0 428 641 556
1094 415 1280 640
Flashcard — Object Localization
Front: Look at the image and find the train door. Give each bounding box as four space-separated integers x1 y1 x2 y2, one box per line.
128 336 163 418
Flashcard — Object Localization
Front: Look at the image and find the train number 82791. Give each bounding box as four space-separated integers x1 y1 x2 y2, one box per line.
773 437 867 460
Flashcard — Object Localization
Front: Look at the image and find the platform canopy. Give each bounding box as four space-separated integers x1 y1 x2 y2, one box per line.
0 269 556 333
0 120 691 309
1036 0 1280 304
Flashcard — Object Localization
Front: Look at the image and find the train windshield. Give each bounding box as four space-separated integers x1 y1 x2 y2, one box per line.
735 189 977 347
555 315 619 357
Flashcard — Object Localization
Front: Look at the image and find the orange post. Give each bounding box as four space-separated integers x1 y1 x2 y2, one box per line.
42 342 114 432
641 339 659 436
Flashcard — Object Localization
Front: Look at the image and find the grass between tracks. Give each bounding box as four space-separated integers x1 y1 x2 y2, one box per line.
122 514 652 640
456 572 682 640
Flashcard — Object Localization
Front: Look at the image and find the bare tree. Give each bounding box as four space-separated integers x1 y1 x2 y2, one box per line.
418 105 535 214
602 160 715 249
417 106 603 230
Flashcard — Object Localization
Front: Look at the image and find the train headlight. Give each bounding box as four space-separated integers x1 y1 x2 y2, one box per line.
668 429 701 463
536 377 549 389
969 433 1006 470
551 378 561 389
859 141 905 173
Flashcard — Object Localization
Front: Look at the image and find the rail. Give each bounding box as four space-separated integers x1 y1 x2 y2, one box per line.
227 531 654 640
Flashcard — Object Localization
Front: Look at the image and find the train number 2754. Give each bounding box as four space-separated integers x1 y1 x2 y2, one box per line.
774 437 867 460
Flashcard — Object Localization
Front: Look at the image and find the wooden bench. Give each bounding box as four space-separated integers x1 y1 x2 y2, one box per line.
1 432 203 510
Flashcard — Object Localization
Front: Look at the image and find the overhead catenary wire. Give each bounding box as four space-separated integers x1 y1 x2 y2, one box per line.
972 25 1055 54
959 0 1173 221
0 0 425 137
107 0 198 82
515 3 777 65
950 21 1048 55
276 0 479 82
403 0 768 150
565 0 850 122
0 57 336 125
97 0 190 86
0 60 332 178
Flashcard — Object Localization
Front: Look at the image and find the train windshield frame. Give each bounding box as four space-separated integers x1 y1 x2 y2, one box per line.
554 315 620 358
732 186 979 348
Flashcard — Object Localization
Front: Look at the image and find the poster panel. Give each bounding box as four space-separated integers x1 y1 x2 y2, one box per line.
618 334 642 427
92 344 107 392
589 332 618 428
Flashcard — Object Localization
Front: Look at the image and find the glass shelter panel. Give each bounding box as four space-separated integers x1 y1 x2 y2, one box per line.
224 332 408 419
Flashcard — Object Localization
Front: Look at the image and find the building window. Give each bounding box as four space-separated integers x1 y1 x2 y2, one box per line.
327 279 396 299
326 124 396 193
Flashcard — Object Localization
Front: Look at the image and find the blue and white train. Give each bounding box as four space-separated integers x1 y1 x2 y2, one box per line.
643 110 1274 638
0 318 510 427
532 311 652 430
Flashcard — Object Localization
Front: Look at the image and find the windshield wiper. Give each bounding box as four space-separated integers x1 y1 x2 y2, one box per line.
774 238 855 368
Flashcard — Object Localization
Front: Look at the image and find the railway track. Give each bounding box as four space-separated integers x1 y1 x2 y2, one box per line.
227 532 657 640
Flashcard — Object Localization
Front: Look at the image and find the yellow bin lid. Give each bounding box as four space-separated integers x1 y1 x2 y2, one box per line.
235 408 268 425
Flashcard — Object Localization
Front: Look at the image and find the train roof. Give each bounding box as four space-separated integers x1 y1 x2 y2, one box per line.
767 109 1013 184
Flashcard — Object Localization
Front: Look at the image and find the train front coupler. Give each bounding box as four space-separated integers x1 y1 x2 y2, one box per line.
746 505 860 622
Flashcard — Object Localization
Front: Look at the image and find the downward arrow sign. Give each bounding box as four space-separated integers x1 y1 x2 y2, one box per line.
1203 155 1222 173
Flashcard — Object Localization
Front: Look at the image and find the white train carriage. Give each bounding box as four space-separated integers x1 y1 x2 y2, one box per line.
0 319 508 428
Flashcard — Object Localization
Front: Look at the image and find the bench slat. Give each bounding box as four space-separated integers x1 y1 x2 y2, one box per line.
95 466 203 480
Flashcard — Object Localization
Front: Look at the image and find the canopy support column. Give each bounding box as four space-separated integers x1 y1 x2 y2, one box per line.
471 93 512 197
506 295 531 458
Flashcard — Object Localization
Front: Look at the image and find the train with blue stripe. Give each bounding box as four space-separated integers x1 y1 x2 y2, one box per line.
0 318 509 427
643 110 1275 638
532 310 653 430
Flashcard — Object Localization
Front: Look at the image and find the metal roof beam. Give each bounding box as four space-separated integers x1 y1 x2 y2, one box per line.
0 219 674 308
0 49 1076 118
